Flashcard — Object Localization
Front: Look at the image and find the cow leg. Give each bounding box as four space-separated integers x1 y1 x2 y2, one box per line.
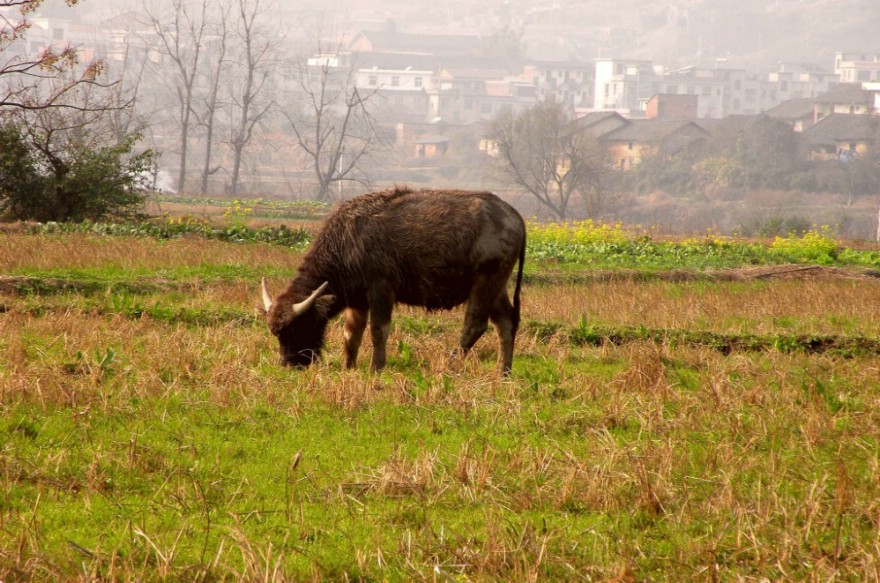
460 275 502 356
460 303 490 354
368 288 394 371
343 308 368 369
489 292 517 375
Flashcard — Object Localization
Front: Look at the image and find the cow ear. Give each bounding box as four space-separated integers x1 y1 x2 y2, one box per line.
315 295 336 317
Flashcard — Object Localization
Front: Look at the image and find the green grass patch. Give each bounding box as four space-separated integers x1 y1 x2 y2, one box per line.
4 227 880 580
522 318 880 357
28 218 311 248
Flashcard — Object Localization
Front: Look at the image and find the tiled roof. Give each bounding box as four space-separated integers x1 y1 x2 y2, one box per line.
817 83 871 105
765 98 816 120
803 113 879 145
601 119 708 142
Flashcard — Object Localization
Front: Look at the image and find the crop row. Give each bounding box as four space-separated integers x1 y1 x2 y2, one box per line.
25 218 880 270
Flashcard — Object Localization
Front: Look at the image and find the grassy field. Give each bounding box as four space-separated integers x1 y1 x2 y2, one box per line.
2 222 880 580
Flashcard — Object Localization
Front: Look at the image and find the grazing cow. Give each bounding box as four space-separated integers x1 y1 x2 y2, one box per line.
260 186 526 374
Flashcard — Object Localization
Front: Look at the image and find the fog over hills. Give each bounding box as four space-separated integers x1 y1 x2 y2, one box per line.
42 0 880 74
338 0 880 73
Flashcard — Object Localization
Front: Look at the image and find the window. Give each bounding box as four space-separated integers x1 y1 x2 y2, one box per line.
368 75 378 86
391 76 400 87
415 77 423 88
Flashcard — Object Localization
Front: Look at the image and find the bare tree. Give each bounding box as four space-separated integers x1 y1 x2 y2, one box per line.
0 0 118 112
223 0 278 196
103 34 152 144
143 0 212 194
282 42 382 202
1 68 153 221
488 100 608 220
192 0 230 195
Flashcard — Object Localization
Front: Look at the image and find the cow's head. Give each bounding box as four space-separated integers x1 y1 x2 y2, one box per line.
261 278 334 367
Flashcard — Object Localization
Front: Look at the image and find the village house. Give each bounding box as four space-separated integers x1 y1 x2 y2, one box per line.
768 62 838 101
354 65 433 126
593 57 656 114
835 52 880 84
645 94 699 120
427 68 535 124
524 60 595 112
597 119 710 170
803 113 880 161
765 98 818 132
813 83 875 120
571 111 630 137
414 135 450 158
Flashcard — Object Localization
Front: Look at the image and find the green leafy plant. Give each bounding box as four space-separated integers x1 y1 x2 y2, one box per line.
770 226 840 264
29 218 311 248
0 122 154 222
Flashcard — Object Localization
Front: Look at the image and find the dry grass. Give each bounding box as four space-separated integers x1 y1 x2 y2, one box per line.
0 232 297 272
528 278 880 336
3 231 880 580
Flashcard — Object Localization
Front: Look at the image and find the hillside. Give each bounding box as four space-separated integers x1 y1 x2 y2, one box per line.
536 0 880 70
365 0 880 72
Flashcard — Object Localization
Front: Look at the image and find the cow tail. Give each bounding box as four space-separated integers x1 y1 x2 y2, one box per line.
512 231 526 334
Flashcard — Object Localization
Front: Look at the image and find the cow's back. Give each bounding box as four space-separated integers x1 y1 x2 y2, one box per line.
306 188 524 309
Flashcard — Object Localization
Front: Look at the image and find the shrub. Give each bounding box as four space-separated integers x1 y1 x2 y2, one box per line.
0 121 154 222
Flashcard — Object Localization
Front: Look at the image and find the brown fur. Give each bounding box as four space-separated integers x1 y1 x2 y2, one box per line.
263 186 526 373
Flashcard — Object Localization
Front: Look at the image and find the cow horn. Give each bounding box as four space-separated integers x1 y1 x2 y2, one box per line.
291 281 330 318
261 277 274 312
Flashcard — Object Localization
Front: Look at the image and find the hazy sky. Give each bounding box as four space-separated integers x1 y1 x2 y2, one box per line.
38 0 880 73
